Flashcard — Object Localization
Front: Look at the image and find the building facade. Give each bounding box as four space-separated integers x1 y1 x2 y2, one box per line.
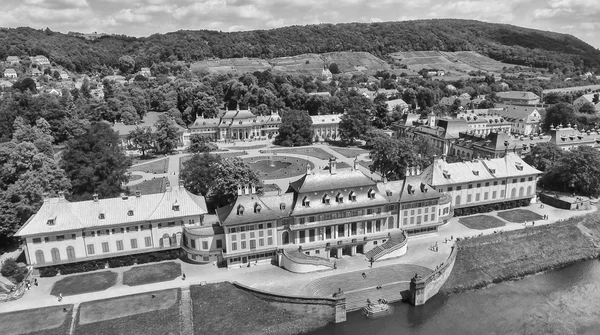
496 91 540 105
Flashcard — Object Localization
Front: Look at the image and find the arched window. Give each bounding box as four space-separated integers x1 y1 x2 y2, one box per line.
455 195 461 205
66 246 76 260
519 187 524 197
51 248 60 263
511 188 517 198
527 186 532 196
282 231 290 245
35 250 45 264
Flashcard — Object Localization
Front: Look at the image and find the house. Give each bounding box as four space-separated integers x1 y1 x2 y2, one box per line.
494 105 542 135
456 111 511 136
15 185 209 267
3 69 17 79
30 68 42 76
59 70 69 80
5 56 19 64
385 98 409 113
0 81 13 89
396 113 469 156
452 131 551 159
90 88 104 101
48 88 63 96
547 123 600 151
311 114 342 142
33 55 50 66
321 66 333 80
421 153 541 213
496 91 540 105
308 92 332 98
573 93 600 112
377 89 400 99
140 67 151 77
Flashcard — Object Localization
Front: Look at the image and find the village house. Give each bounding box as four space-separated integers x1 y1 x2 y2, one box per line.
452 131 551 159
573 93 600 113
33 55 50 66
496 91 540 105
3 69 17 79
5 56 20 64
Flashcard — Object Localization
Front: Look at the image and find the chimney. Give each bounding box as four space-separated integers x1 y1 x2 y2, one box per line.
353 157 358 170
120 192 128 200
58 191 65 201
92 193 99 202
135 190 141 197
251 184 256 194
237 185 243 196
329 157 337 175
416 165 421 175
179 180 184 189
43 192 49 202
244 185 250 195
405 167 411 177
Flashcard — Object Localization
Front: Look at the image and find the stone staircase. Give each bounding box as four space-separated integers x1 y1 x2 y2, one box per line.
364 232 408 261
345 281 412 312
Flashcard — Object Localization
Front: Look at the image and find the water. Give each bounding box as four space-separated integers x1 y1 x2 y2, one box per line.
309 260 600 335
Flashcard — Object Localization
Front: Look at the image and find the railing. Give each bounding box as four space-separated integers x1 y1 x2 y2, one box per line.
289 212 391 231
364 231 408 261
282 249 334 268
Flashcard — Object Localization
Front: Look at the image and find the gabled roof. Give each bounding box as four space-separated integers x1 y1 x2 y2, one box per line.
215 192 293 226
16 187 208 236
399 176 442 203
221 109 255 120
288 168 376 194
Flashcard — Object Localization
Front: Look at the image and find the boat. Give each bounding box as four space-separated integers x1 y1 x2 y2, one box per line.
362 301 394 319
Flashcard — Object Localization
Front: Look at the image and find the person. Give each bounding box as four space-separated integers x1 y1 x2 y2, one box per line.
532 221 535 226
58 293 63 302
362 272 367 279
369 257 374 268
182 273 186 280
34 278 38 286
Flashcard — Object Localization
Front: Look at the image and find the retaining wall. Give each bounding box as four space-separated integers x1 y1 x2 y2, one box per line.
232 282 346 323
410 246 457 306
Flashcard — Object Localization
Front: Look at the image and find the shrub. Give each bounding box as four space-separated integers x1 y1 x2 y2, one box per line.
39 267 59 277
14 274 25 283
1 258 18 277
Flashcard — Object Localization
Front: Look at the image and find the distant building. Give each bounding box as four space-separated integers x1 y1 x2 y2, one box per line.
547 123 600 151
59 70 69 80
308 91 332 98
456 110 511 136
385 98 409 113
573 93 600 113
311 114 342 141
139 68 151 77
3 69 17 79
452 131 551 160
48 88 63 96
494 105 542 135
33 55 50 66
111 112 187 147
5 56 19 64
321 66 333 80
30 68 42 76
496 91 540 105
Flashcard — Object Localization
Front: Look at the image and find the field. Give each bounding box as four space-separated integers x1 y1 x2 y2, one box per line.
459 215 506 230
191 282 328 335
441 214 600 294
50 271 118 297
191 51 390 76
0 305 73 335
126 178 167 195
389 50 513 75
74 289 180 335
128 158 169 174
122 262 182 286
243 156 313 179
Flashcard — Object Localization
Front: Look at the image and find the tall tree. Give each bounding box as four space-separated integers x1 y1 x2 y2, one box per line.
188 133 213 153
541 146 600 196
542 102 577 131
523 142 563 172
369 136 420 181
61 122 131 200
339 108 371 145
128 126 155 157
274 110 314 146
154 114 180 154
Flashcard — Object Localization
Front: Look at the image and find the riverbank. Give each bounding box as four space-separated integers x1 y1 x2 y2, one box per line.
441 209 600 294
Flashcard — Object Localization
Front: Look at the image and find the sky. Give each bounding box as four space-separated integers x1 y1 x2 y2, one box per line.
1 0 599 48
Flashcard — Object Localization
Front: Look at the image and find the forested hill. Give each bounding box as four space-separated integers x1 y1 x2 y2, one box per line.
1 19 599 73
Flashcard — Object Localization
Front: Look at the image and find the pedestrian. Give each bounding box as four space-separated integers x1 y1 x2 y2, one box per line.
182 273 186 280
362 272 367 279
58 293 63 302
34 278 38 286
532 221 535 226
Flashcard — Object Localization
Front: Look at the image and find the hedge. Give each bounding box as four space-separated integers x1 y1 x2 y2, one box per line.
453 199 531 217
39 249 181 277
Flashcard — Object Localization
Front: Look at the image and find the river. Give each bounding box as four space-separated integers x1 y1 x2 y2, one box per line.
309 259 600 335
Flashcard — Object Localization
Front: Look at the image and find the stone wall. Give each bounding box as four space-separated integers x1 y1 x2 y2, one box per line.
410 246 457 306
539 193 591 210
232 282 346 323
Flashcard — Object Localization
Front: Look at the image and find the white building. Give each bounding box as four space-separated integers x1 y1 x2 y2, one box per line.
3 69 17 79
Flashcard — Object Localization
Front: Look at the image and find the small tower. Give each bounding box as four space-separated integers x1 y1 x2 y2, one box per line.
329 157 337 175
428 111 436 126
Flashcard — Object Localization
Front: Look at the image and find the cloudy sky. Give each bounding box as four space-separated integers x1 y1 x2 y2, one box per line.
1 0 599 48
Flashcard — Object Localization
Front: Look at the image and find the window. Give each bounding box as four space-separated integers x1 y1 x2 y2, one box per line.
448 187 453 192
216 239 222 248
258 224 264 230
475 193 480 201
309 216 315 223
202 241 209 250
375 221 381 232
403 217 408 226
500 190 505 198
349 191 356 201
484 192 489 200
51 248 60 262
241 233 246 240
203 256 210 262
457 186 462 191
102 242 109 253
267 222 272 228
528 177 533 181
44 237 50 242
145 237 152 247
389 205 395 211
66 246 76 260
323 194 330 204
494 181 498 186
501 180 506 185
259 239 264 247
231 235 237 242
267 237 273 245
431 213 436 221
468 184 473 189
299 218 305 224
168 222 175 227
115 240 123 252
241 241 247 249
232 242 237 251
368 189 375 199
87 244 95 255
302 196 310 207
250 240 256 249
250 232 255 239
99 213 105 220
127 210 134 216
476 183 481 188
191 239 196 249
71 234 76 239
492 191 497 199
56 235 65 241
158 223 162 228
336 193 343 203
259 231 264 237
485 182 489 187
130 239 138 249
299 230 306 243
367 208 373 215
172 204 180 211
47 218 55 225
513 179 517 183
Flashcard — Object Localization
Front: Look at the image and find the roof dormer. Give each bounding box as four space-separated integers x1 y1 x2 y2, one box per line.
172 201 180 211
302 196 310 207
336 192 343 203
254 203 262 213
348 191 356 202
367 189 375 199
322 194 330 205
237 205 245 215
47 217 56 226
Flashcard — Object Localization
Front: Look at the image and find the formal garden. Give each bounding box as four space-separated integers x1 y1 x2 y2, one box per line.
125 177 168 195
497 209 544 223
74 289 180 335
50 271 118 297
262 147 332 160
1 305 73 335
329 146 368 159
243 156 314 179
122 262 182 286
458 215 506 230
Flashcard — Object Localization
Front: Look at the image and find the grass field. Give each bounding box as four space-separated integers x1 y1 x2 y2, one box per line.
497 209 543 223
50 271 118 297
0 305 73 335
266 147 333 160
191 282 328 335
329 146 368 158
122 262 182 286
129 158 169 174
441 215 600 294
74 289 180 335
459 215 506 230
126 178 167 195
389 50 512 75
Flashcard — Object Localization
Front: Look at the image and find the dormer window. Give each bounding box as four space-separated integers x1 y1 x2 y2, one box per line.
237 205 245 215
172 203 180 211
368 189 375 199
349 191 356 202
254 203 262 213
323 194 330 205
280 202 286 210
489 168 496 174
127 210 134 216
336 193 343 203
442 170 451 179
47 218 55 226
99 213 105 220
473 170 479 176
515 163 523 171
302 196 310 207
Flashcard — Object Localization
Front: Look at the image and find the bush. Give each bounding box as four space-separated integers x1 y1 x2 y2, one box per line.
1 258 18 277
14 274 24 283
454 199 531 217
39 267 59 277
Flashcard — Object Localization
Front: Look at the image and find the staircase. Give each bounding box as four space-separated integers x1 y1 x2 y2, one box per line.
364 232 408 262
283 249 334 268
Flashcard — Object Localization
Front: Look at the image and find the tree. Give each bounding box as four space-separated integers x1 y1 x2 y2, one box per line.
542 102 577 131
61 122 130 200
274 110 314 146
154 114 180 154
180 153 221 197
12 78 37 93
339 108 371 145
577 102 597 114
541 146 600 197
369 137 420 181
329 63 341 74
128 126 155 157
188 133 212 153
52 70 60 80
118 55 135 74
523 142 563 172
593 93 599 104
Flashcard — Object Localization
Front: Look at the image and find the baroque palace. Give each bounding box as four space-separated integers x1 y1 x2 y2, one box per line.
16 153 540 273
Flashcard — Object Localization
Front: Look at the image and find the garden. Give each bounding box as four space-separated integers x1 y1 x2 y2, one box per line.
243 156 314 179
329 146 368 159
74 289 180 335
122 261 182 286
497 209 544 223
0 305 73 335
263 147 333 160
50 271 118 297
128 158 169 174
125 177 167 195
1 258 28 285
458 215 506 230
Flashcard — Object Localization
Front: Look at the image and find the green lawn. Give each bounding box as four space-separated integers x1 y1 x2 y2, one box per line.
50 271 117 297
268 147 333 160
329 146 368 158
122 262 181 286
129 158 169 174
191 282 328 335
459 215 506 230
358 160 372 170
497 209 543 223
128 174 143 182
126 178 167 195
0 305 73 335
74 289 180 335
